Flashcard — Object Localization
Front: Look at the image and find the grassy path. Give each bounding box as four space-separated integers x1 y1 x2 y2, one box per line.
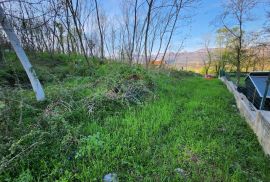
74 76 270 181
2 57 269 181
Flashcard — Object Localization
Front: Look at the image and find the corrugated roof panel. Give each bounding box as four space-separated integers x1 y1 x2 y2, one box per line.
250 76 270 98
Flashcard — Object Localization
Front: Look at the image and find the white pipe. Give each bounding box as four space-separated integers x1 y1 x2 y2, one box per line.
0 5 45 101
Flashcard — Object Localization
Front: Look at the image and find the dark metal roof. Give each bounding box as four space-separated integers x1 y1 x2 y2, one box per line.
246 72 270 98
249 72 270 76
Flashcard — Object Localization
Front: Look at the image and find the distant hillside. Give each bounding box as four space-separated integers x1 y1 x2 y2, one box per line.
161 45 270 71
155 48 218 71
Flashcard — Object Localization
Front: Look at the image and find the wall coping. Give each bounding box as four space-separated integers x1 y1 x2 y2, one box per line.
220 77 270 156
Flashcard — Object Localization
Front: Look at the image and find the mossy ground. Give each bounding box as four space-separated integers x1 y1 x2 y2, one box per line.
0 53 269 181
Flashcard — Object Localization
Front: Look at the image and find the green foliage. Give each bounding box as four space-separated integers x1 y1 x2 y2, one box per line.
75 133 104 159
0 52 95 87
0 53 269 181
0 53 157 181
15 169 33 182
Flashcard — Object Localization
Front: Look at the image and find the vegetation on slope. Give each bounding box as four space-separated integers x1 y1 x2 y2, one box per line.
0 54 270 181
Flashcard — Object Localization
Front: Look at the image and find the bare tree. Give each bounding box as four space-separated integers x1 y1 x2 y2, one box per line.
130 0 138 64
121 0 139 64
201 36 213 75
66 0 90 66
94 0 104 59
144 0 154 67
1 0 200 70
160 0 186 67
256 43 269 71
219 0 258 85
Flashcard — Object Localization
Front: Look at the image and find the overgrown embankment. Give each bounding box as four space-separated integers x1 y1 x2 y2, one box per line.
0 53 270 181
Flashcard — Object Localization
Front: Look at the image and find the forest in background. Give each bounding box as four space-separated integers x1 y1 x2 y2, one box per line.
0 0 269 84
0 0 199 66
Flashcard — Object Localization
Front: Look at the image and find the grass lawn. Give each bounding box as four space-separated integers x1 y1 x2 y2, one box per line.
0 57 270 181
75 77 270 181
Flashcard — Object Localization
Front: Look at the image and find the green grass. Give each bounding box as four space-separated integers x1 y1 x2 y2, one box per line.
0 54 270 181
71 77 270 181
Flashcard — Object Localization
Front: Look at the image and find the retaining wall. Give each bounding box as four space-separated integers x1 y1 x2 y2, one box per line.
220 77 270 156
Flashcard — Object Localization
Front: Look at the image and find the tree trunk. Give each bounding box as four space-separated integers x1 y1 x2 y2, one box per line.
94 0 104 60
130 0 138 64
236 44 241 85
67 0 90 66
160 0 182 68
144 0 154 68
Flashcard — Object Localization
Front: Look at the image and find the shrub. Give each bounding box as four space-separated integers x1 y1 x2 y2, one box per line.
0 59 156 180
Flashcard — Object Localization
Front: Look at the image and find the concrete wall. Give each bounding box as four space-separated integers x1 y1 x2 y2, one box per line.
220 77 270 156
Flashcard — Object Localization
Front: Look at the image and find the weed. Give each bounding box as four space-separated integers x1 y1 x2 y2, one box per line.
0 53 269 181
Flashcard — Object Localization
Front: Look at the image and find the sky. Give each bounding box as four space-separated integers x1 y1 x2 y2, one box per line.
103 0 269 52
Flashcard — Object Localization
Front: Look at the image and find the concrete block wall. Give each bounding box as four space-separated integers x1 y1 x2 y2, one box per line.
220 77 270 155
